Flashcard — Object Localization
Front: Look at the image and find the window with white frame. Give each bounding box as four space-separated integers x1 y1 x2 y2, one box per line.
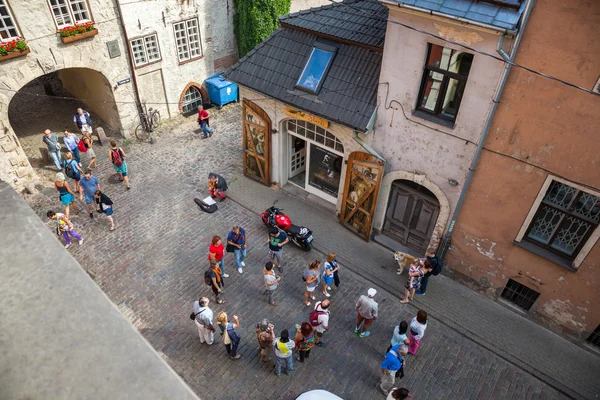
521 180 600 263
0 0 20 41
173 18 202 63
181 85 203 114
48 0 91 28
130 34 161 67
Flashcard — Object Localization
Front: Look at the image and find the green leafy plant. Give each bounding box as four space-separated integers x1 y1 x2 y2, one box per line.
59 22 95 38
233 0 291 57
0 37 28 56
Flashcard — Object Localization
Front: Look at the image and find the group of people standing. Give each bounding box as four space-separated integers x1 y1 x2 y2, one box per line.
43 108 132 248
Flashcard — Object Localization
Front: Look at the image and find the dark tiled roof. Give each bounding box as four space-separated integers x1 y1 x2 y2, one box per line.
393 0 525 30
224 28 382 131
279 0 388 48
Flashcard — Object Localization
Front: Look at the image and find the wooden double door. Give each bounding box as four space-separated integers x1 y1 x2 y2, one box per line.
383 181 440 254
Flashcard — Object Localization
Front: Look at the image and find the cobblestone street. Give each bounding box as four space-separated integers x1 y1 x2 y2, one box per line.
25 104 598 400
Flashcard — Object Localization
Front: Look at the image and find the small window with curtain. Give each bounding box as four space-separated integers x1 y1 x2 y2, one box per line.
416 44 473 125
296 44 336 94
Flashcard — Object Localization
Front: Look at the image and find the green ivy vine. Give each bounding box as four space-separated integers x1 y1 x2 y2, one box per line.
233 0 292 58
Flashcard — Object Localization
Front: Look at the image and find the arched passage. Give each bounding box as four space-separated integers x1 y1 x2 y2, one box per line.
373 171 450 254
8 68 121 181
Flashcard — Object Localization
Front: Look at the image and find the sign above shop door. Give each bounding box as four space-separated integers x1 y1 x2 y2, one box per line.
242 99 271 186
339 152 384 241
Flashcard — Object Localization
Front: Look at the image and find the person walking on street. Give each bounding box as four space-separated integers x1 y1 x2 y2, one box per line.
54 172 78 219
73 107 93 135
321 256 335 297
79 170 100 219
408 310 428 355
63 151 83 192
312 299 330 347
354 288 379 338
255 319 275 362
294 322 315 363
209 259 225 304
82 132 97 170
379 344 408 396
197 105 213 138
227 225 247 274
47 210 83 249
208 172 227 200
108 140 130 190
268 227 289 273
209 235 228 278
303 260 320 307
192 297 215 345
264 261 281 306
43 129 62 171
388 320 410 352
387 388 412 400
273 329 295 376
416 248 442 296
95 190 115 231
62 129 81 165
216 312 241 359
324 252 341 292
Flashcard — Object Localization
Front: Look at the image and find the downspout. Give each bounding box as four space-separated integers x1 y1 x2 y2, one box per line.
114 0 143 126
439 0 536 260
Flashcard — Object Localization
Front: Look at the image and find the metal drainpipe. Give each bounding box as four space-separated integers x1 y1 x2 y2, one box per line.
439 0 536 260
114 0 143 118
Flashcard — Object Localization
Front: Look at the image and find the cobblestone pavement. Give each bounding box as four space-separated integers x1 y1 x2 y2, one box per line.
26 104 597 400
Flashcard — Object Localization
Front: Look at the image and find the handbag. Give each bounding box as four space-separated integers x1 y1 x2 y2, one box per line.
225 243 236 253
77 139 87 153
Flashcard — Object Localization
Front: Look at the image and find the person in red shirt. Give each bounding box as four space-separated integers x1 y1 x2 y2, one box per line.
197 105 213 138
209 235 228 277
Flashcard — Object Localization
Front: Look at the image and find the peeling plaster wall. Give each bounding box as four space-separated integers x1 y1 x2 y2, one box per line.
370 9 507 234
445 0 600 339
119 0 237 119
0 0 137 190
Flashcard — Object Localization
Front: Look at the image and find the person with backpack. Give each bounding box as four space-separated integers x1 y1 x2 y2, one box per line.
324 252 341 293
208 259 225 304
62 129 81 165
273 329 295 376
73 107 93 135
416 248 442 295
42 129 62 171
216 312 241 360
94 190 115 231
226 225 247 274
302 260 320 307
191 297 215 345
294 322 315 363
255 319 275 362
108 140 130 190
54 172 79 219
321 254 336 298
379 344 408 396
62 151 83 192
47 210 83 249
311 299 330 347
354 288 378 338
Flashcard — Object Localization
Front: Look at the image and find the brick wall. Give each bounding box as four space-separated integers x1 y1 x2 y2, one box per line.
213 54 238 73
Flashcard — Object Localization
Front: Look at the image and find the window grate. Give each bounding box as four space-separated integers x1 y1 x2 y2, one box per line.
586 325 600 349
500 279 540 311
182 85 203 114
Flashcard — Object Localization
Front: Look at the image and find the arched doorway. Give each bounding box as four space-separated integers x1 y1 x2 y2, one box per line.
382 180 441 254
8 68 121 182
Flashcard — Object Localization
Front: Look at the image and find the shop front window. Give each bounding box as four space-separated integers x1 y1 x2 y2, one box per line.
308 145 343 198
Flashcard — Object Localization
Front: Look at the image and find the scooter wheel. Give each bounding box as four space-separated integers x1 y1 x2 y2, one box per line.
303 242 312 251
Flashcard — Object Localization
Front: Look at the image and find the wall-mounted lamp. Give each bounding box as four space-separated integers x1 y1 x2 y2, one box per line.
448 179 459 186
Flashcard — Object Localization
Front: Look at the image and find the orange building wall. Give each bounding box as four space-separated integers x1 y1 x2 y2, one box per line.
446 0 600 340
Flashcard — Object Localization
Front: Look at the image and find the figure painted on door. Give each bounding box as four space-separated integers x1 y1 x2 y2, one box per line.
250 127 265 155
348 176 369 206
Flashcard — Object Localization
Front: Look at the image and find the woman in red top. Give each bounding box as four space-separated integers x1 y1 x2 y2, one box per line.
209 236 228 277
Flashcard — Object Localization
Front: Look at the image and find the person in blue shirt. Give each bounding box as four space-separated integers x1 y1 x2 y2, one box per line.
380 344 408 396
227 226 247 274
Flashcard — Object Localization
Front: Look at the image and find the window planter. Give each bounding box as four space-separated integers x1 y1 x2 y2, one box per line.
0 47 30 61
61 28 98 44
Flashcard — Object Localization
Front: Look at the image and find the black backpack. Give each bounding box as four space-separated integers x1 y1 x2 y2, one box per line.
204 270 212 286
63 160 77 179
195 198 218 213
430 256 442 276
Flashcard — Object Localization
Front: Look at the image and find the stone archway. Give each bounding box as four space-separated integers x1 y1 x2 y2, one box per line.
373 171 450 252
6 68 122 186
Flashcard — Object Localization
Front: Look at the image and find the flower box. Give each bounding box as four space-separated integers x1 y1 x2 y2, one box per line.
61 28 98 44
0 47 30 61
0 37 30 61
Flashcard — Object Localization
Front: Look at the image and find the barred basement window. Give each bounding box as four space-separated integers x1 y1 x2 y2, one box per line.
48 0 91 28
181 85 203 114
130 34 161 67
524 181 600 261
586 325 600 349
500 279 540 311
0 0 20 41
173 18 202 63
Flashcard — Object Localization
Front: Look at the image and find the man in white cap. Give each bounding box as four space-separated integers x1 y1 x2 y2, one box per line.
354 288 378 338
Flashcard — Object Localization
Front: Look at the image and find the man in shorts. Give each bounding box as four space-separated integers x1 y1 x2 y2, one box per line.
79 170 100 219
267 227 289 273
73 107 93 134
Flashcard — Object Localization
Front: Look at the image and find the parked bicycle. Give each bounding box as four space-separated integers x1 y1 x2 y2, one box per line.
135 103 160 141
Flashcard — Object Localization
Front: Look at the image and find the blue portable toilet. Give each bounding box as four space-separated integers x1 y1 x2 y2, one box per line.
205 74 239 107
